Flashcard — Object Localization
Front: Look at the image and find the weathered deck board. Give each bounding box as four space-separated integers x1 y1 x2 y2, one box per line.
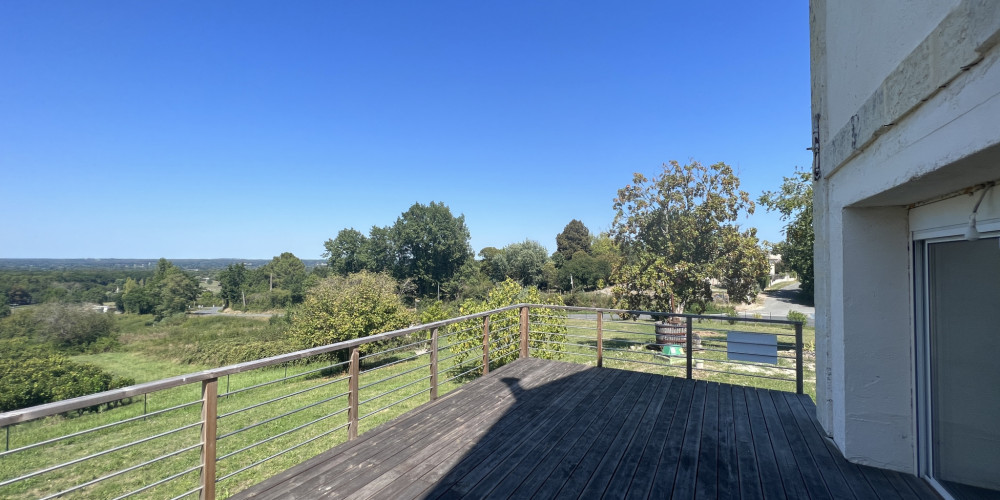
232 358 935 500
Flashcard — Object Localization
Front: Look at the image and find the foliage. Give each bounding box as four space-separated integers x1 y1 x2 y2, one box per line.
561 291 614 309
288 271 414 356
323 202 473 298
324 228 369 276
555 219 591 261
442 258 492 302
448 279 567 373
477 247 502 282
0 268 153 307
0 304 119 352
116 259 199 318
418 300 452 325
558 251 612 292
391 201 473 296
491 240 550 286
116 314 297 366
759 169 814 303
726 311 739 325
590 232 621 265
787 310 807 324
609 160 770 314
0 338 134 413
684 301 736 315
218 254 309 311
34 304 119 351
262 252 308 303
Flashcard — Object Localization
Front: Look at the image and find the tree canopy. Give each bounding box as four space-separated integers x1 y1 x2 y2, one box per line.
263 252 307 301
323 228 369 276
391 201 472 295
116 259 199 317
555 220 591 261
609 160 769 313
760 168 814 302
322 202 473 298
480 240 549 286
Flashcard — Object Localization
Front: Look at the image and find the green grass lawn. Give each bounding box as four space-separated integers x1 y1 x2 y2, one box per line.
0 318 501 499
533 313 816 400
0 310 816 499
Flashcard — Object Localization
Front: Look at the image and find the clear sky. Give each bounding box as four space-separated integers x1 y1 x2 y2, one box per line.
1 1 811 260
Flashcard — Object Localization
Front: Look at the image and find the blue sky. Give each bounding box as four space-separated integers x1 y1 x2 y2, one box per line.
1 2 811 260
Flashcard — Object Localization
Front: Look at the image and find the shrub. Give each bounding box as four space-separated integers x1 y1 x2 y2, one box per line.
449 279 567 373
0 339 135 413
419 300 452 325
787 310 808 327
562 292 613 309
726 311 739 325
0 303 119 352
288 271 414 359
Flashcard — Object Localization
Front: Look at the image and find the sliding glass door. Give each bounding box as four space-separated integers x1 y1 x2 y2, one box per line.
925 237 1000 499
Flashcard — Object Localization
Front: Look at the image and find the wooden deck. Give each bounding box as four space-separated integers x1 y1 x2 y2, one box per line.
233 358 937 499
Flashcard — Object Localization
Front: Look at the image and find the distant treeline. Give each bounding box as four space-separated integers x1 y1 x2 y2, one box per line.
1 269 154 307
0 258 326 271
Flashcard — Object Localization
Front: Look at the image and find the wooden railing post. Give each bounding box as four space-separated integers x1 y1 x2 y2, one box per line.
596 311 604 368
431 328 438 401
686 317 694 380
348 347 360 440
200 378 218 500
430 328 439 401
519 306 529 359
482 316 491 375
795 322 804 394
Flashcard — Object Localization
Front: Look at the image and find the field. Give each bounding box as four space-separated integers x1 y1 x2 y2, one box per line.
0 309 814 499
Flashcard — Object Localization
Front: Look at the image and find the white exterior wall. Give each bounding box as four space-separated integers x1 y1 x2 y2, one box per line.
824 0 956 135
811 0 1000 473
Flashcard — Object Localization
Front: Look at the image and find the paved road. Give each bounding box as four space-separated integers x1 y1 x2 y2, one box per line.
748 281 815 325
189 306 277 318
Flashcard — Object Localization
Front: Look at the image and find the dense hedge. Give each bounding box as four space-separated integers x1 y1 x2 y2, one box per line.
0 340 135 413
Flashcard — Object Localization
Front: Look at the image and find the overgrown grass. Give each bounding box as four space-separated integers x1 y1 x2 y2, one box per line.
117 314 297 367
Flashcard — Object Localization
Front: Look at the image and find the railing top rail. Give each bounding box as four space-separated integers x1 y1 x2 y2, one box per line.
0 303 803 427
532 304 805 326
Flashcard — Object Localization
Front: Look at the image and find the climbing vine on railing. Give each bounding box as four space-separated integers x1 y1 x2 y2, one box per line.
448 280 567 373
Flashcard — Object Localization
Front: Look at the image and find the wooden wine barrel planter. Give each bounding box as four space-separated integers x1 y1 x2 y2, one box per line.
654 321 702 349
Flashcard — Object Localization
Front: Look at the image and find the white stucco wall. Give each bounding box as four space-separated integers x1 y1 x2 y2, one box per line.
811 0 1000 473
824 0 956 135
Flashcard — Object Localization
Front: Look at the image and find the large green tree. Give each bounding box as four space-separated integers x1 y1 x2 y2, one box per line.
116 259 199 316
263 252 307 302
218 263 249 309
759 169 814 302
390 202 472 296
496 240 550 286
558 251 612 291
609 160 769 314
152 262 200 316
555 219 591 262
324 229 369 276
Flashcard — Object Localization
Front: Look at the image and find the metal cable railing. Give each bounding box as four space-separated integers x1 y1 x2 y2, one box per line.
0 304 806 500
